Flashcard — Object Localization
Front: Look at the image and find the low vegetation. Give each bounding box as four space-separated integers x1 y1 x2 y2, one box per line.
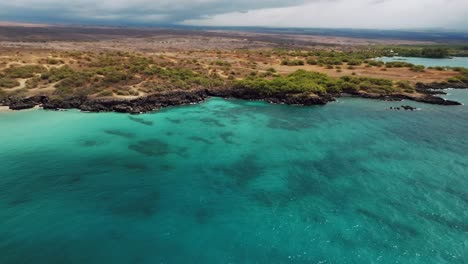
390 47 450 58
0 47 465 102
3 65 47 78
234 69 414 96
0 77 20 88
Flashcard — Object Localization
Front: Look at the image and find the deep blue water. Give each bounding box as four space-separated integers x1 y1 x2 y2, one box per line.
378 57 468 68
0 90 467 264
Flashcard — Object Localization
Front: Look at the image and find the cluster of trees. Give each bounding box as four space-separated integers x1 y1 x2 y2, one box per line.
276 49 386 68
234 69 404 96
383 61 426 72
338 75 396 94
367 60 385 67
275 47 462 73
447 67 468 83
306 53 367 67
421 48 449 58
277 51 432 73
235 70 330 95
271 48 457 73
389 47 449 58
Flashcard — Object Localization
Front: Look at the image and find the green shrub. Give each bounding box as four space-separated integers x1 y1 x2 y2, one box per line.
411 65 426 72
306 59 318 65
234 70 330 95
41 66 76 82
385 61 415 68
347 59 363 66
213 60 232 67
47 58 62 65
98 90 113 97
339 76 394 95
103 70 131 84
0 77 20 88
4 65 46 78
396 81 415 93
235 70 395 96
368 60 385 67
281 59 305 66
26 76 40 89
421 47 449 58
433 66 446 71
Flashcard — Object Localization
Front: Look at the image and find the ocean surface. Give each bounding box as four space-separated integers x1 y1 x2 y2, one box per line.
378 56 468 68
2 55 468 263
0 89 467 263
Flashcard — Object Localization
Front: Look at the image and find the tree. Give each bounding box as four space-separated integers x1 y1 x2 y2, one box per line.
421 48 449 58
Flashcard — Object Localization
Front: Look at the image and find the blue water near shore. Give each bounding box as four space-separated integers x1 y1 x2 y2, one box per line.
378 56 468 68
1 90 467 264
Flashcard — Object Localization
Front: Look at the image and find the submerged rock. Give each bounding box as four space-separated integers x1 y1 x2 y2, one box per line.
401 105 416 111
128 116 154 126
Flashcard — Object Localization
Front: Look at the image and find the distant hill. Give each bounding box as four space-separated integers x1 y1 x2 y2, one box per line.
179 26 468 43
0 21 466 44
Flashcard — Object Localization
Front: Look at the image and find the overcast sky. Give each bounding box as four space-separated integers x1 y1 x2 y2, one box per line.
1 0 467 30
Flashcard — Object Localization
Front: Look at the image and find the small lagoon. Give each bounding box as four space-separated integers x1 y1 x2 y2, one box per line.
378 56 468 68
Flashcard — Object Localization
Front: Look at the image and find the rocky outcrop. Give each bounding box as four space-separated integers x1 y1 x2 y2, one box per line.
342 91 462 106
79 89 209 114
4 96 48 110
401 105 417 111
1 83 464 113
389 106 417 111
409 95 461 105
42 96 87 110
208 87 334 105
415 80 468 91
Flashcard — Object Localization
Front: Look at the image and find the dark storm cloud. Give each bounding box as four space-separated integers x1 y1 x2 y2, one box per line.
0 0 312 25
0 0 466 29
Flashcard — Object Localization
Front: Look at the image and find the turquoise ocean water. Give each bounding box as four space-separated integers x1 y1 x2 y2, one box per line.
1 57 468 263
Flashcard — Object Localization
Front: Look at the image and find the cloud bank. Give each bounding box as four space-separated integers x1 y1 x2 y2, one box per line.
1 0 467 29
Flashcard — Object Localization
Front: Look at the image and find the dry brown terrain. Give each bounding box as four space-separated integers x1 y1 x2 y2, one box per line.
0 23 463 102
0 23 435 52
0 47 458 100
269 64 457 83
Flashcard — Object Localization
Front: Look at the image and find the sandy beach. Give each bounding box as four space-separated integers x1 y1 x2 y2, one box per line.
0 105 43 113
0 106 12 112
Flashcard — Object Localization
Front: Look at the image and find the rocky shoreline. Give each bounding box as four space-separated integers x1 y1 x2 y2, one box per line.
1 82 466 114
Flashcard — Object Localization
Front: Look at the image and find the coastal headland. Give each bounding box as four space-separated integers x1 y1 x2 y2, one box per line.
1 23 467 113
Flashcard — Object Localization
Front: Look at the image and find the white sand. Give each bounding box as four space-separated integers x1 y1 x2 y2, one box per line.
0 106 12 112
0 105 42 113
